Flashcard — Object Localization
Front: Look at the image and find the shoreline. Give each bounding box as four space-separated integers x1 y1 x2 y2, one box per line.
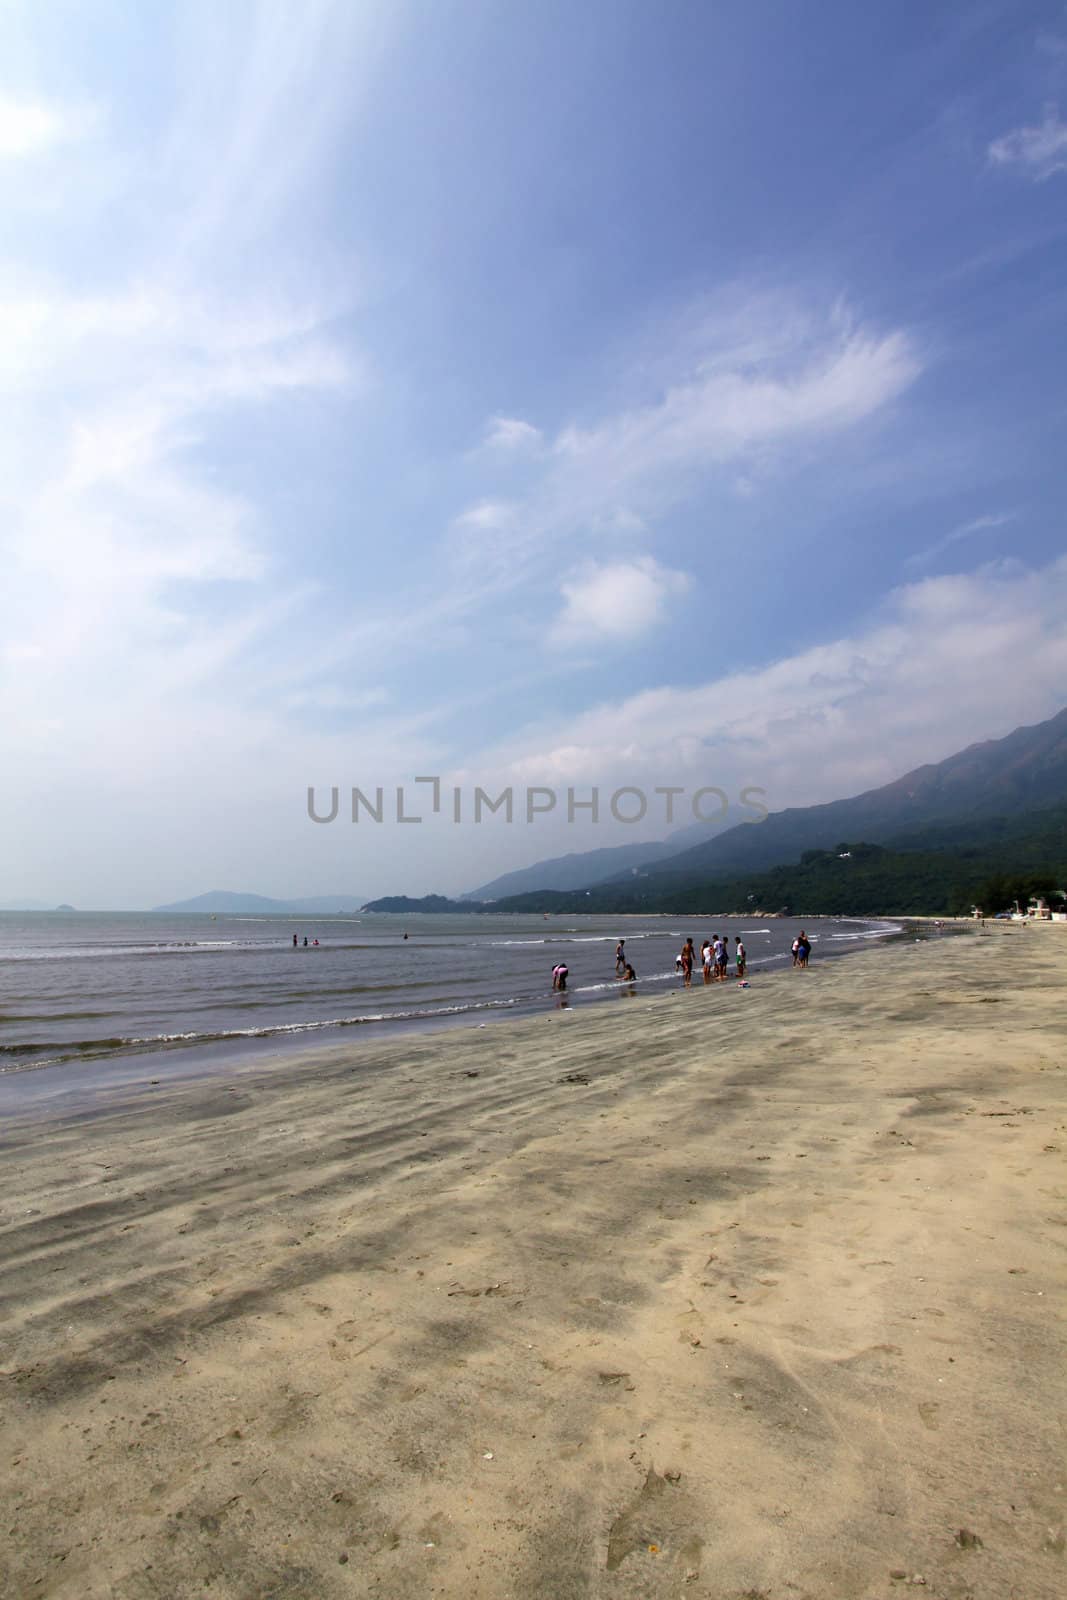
0 914 911 1119
1 926 1063 1597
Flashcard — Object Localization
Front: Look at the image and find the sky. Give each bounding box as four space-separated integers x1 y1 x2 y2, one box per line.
2 0 1067 907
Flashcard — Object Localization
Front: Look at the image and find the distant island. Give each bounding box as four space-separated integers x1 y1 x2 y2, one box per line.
0 901 77 912
152 891 364 915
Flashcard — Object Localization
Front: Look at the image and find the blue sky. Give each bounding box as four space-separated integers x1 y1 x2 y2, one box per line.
2 0 1067 905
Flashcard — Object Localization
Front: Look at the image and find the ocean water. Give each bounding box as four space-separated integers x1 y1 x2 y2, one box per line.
0 910 898 1082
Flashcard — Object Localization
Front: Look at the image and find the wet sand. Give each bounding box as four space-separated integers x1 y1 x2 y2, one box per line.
1 927 1064 1598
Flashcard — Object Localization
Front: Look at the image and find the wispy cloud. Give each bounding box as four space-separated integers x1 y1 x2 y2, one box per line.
451 295 921 596
904 510 1018 571
989 106 1067 180
452 499 517 532
481 415 543 452
1 283 351 677
0 3 386 789
336 295 925 701
551 327 916 474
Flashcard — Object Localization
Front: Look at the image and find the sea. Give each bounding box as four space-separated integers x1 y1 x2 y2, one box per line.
0 910 900 1098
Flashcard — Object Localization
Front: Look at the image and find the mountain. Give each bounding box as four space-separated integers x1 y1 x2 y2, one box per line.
151 891 364 914
464 818 733 900
367 798 1067 918
623 708 1067 885
357 711 1067 919
489 828 1067 919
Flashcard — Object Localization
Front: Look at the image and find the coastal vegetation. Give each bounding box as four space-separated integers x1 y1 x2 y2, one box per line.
363 801 1067 918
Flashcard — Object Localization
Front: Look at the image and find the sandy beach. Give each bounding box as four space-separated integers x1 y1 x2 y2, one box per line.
1 927 1064 1599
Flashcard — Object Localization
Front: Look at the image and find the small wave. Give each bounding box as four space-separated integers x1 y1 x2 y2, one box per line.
0 1035 133 1062
0 997 523 1074
2 937 274 961
572 969 680 992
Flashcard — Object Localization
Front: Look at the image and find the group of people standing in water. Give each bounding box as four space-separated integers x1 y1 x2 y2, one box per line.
675 934 746 986
554 928 813 996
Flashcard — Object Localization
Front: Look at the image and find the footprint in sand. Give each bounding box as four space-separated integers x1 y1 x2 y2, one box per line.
917 1401 940 1430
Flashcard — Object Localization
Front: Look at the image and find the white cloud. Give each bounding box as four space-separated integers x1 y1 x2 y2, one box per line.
349 296 924 688
454 300 921 597
904 510 1017 571
359 297 926 697
453 499 516 531
481 415 543 452
552 327 917 474
989 106 1067 180
474 554 1067 809
0 95 94 159
550 558 690 646
0 4 386 828
0 284 350 683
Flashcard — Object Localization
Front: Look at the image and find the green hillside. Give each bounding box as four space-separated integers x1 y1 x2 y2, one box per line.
631 708 1067 884
489 833 1067 918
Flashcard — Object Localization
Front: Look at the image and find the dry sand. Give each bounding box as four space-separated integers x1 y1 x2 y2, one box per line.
1 927 1064 1599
